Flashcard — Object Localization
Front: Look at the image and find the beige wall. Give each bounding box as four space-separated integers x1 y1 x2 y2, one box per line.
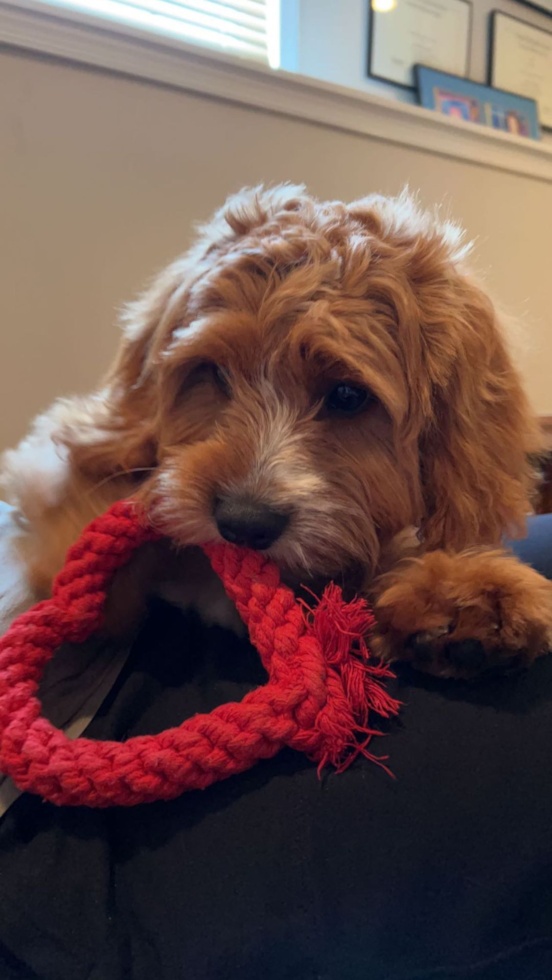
1 47 551 452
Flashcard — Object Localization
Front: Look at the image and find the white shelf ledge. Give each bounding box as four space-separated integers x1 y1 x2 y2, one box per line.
2 0 552 184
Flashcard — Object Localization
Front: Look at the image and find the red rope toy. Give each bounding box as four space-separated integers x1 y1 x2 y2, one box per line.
0 501 400 807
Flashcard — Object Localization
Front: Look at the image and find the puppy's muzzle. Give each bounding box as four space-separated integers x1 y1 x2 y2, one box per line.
214 496 289 550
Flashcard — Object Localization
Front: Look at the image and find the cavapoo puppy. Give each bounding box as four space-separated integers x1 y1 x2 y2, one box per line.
3 185 552 678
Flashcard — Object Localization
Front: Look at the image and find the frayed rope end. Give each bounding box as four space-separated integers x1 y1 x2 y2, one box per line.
302 583 401 778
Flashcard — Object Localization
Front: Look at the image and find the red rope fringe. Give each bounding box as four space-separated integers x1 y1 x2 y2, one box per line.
303 584 400 776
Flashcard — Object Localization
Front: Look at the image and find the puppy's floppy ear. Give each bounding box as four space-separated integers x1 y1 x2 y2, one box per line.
417 274 541 550
348 191 541 550
62 256 194 479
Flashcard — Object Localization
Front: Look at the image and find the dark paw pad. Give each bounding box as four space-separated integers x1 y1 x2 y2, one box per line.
405 634 435 664
443 639 487 672
406 625 452 664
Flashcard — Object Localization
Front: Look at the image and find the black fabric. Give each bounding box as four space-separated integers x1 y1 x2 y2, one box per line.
1 521 552 979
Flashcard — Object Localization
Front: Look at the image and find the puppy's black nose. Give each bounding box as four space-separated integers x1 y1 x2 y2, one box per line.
214 497 289 550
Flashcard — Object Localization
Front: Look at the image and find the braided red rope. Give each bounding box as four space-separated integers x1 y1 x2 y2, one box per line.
0 501 400 807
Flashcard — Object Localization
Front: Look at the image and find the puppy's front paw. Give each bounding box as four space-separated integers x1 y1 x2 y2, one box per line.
373 550 552 678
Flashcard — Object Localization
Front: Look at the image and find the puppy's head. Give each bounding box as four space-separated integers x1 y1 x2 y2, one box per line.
66 186 540 582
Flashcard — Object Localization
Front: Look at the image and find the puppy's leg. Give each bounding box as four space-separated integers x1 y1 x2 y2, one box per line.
372 549 552 678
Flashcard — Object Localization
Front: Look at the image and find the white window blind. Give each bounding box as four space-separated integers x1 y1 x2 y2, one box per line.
34 0 280 66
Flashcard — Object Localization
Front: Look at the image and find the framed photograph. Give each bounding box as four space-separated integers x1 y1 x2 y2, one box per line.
368 0 472 90
416 65 541 139
490 12 552 130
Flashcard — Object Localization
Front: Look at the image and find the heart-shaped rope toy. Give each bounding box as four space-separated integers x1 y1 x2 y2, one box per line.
0 501 400 807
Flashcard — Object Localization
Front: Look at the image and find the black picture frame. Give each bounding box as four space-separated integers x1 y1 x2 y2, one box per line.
514 1 552 15
367 0 473 91
489 10 552 131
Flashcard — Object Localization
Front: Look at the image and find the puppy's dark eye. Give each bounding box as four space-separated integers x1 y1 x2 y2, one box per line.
325 383 370 416
212 364 231 396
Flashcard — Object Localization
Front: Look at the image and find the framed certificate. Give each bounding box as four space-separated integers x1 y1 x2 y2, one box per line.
490 12 552 130
368 0 472 90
